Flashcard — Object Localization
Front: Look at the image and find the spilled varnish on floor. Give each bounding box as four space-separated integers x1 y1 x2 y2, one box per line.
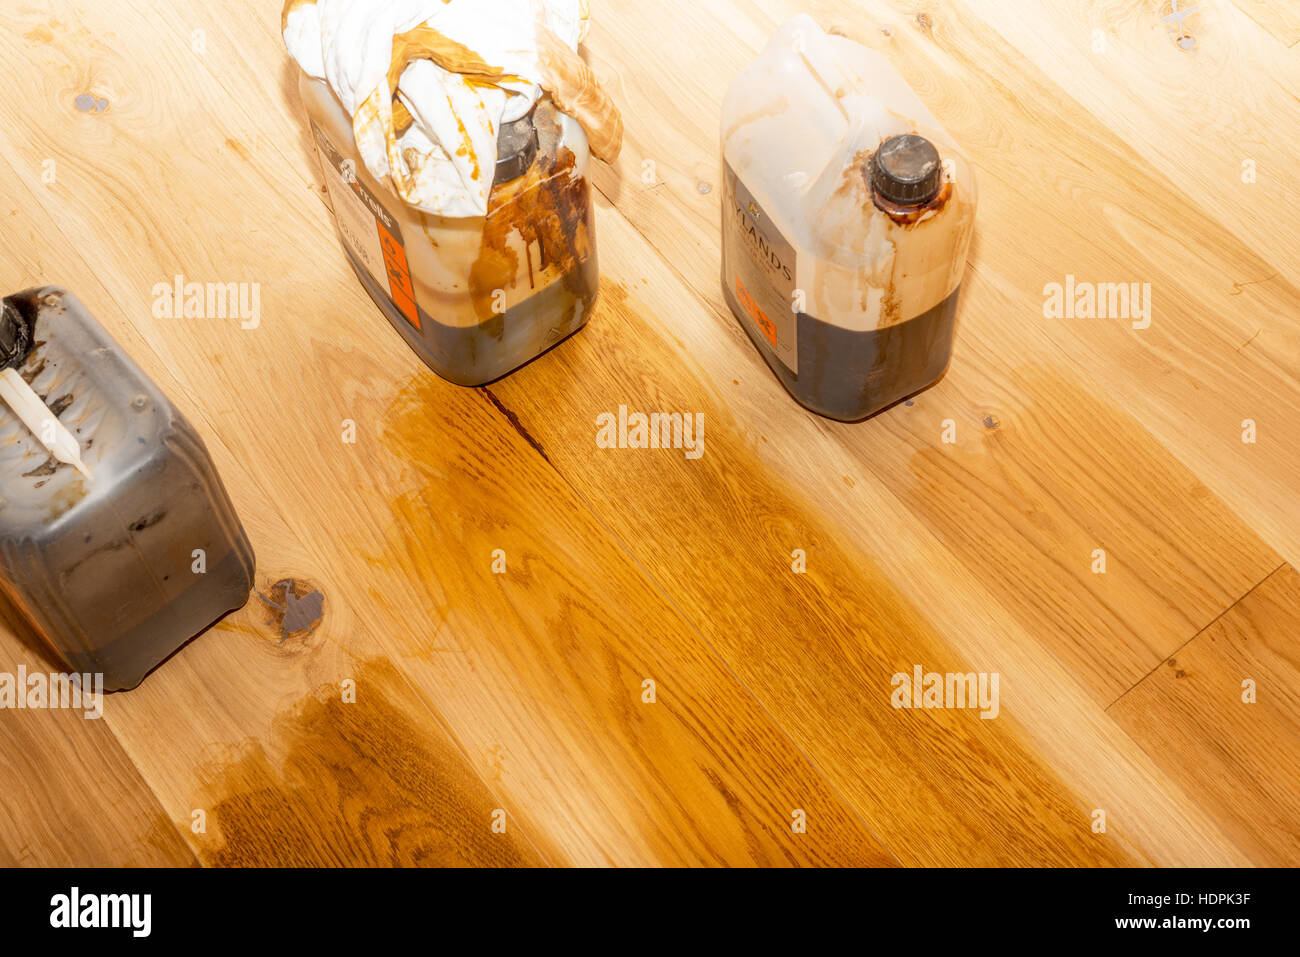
369 373 897 866
491 260 1139 866
191 657 542 867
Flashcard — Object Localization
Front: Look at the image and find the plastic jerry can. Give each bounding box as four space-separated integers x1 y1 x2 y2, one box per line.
721 16 977 420
0 288 255 691
298 76 599 386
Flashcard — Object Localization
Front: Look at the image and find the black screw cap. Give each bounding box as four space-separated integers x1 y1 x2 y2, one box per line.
871 133 943 206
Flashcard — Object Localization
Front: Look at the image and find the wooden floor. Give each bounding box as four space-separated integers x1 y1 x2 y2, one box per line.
1 0 1297 866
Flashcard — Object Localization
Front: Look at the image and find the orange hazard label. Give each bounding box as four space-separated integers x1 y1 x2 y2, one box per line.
379 223 419 330
723 160 798 372
312 120 425 333
735 278 778 348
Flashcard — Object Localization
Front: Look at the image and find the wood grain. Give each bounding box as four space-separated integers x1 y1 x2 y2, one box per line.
1232 0 1300 47
1111 563 1300 866
0 608 196 867
0 0 1294 866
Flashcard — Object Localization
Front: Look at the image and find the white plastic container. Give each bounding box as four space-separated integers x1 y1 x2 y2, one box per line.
721 16 977 420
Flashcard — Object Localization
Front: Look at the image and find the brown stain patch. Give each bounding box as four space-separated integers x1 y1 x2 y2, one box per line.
683 435 1136 864
192 658 541 866
20 357 45 383
873 178 953 225
387 23 504 92
21 455 60 478
373 376 896 865
46 393 74 417
47 477 88 520
127 509 166 532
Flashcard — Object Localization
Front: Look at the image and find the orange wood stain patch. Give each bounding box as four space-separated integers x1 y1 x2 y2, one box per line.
490 262 1143 866
373 374 897 866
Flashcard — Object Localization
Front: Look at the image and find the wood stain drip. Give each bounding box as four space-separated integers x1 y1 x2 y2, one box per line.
469 131 591 323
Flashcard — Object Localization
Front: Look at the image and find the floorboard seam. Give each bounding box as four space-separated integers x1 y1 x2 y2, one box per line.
1103 560 1288 713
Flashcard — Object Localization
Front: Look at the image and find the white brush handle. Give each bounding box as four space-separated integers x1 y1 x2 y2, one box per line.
0 367 92 481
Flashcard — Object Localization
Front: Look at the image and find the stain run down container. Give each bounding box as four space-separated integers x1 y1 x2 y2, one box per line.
300 78 598 386
721 16 977 420
0 288 255 691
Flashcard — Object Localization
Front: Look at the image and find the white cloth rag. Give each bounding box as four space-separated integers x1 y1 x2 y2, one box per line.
284 0 591 217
